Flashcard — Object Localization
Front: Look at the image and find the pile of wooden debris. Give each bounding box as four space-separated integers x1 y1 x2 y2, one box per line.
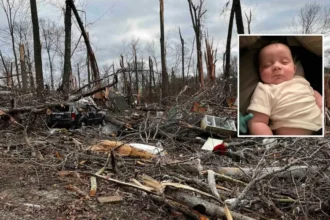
0 84 329 219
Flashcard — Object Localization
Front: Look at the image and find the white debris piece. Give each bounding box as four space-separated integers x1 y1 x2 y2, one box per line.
129 143 165 156
262 138 278 150
201 138 223 151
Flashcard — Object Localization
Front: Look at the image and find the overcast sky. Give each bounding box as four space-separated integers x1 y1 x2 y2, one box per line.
1 0 330 85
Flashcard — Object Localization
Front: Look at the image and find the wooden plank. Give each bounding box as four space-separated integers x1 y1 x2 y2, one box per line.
97 196 123 204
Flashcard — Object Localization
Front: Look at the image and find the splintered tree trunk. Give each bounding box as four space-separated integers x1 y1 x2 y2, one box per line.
234 0 244 34
112 63 116 89
24 34 35 89
179 27 185 85
149 56 153 96
126 61 133 104
133 45 138 93
224 0 244 85
11 39 20 88
196 39 204 87
6 71 12 87
49 53 54 90
77 63 81 89
45 46 54 90
195 64 198 85
171 67 175 92
120 55 127 94
204 37 216 82
10 62 14 87
67 0 101 92
26 47 35 89
224 1 234 81
127 62 132 91
187 0 205 87
0 50 11 87
86 32 91 89
141 59 145 91
63 0 72 94
160 0 169 98
30 0 44 96
19 44 28 90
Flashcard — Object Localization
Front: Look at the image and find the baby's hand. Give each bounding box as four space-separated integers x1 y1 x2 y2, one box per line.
313 90 322 110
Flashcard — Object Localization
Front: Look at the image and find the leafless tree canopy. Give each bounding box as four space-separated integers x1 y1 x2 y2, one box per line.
292 2 330 35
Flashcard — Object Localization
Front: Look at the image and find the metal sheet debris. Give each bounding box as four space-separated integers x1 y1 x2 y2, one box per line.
201 115 236 135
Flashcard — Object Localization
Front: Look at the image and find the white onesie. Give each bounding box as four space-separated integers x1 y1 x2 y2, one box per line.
247 76 322 131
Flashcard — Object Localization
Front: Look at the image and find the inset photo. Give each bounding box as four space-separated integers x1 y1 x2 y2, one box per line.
238 35 324 137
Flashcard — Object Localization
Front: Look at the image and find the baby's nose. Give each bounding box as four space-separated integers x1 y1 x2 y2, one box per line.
272 62 282 70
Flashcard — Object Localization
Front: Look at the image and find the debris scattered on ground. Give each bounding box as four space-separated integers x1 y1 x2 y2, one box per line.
0 84 329 219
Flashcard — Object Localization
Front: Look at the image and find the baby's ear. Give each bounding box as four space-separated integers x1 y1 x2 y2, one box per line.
294 64 297 73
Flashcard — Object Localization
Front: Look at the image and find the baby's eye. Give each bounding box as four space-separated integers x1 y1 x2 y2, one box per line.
263 63 272 68
281 60 290 64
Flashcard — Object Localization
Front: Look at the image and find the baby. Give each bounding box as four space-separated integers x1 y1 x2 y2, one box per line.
247 42 322 135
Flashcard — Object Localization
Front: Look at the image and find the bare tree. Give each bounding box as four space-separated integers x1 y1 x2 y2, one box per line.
245 9 252 34
224 1 234 81
148 56 154 96
146 40 159 91
141 59 145 92
112 63 116 90
325 49 330 67
62 0 72 94
187 0 206 87
0 50 12 86
292 2 330 34
0 0 22 88
120 55 127 94
230 55 237 78
146 40 159 75
86 32 91 89
40 19 63 91
30 0 44 95
160 0 169 98
179 27 185 85
170 67 176 92
76 63 80 89
224 0 244 82
67 0 101 96
132 39 139 93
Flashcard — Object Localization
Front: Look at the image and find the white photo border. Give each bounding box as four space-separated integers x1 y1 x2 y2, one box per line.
237 34 324 137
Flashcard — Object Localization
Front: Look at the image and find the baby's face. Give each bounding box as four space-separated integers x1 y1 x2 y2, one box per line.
259 43 296 85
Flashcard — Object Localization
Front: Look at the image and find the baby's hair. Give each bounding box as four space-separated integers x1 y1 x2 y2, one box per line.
253 37 295 74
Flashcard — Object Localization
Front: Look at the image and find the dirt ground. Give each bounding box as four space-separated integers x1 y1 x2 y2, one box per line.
0 126 173 220
0 161 172 220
